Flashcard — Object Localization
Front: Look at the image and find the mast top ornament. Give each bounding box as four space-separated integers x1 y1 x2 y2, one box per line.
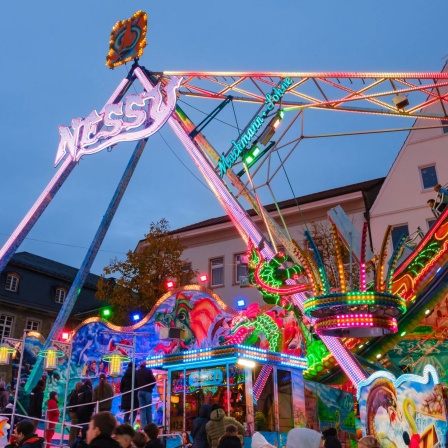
106 10 148 69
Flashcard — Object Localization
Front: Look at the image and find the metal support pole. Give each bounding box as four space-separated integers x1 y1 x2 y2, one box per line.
0 74 134 276
11 331 27 429
59 341 72 447
131 335 136 424
162 378 166 432
226 364 230 416
0 157 76 274
349 231 353 290
25 138 149 392
272 367 279 434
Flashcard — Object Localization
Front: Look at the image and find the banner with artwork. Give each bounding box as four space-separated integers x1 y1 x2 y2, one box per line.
304 380 357 448
357 365 448 448
41 286 307 423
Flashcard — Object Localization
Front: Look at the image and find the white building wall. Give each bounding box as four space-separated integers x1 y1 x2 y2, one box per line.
369 72 448 254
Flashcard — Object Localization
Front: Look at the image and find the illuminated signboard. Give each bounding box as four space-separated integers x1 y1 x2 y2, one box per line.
188 369 224 387
106 11 148 69
54 76 181 166
217 77 292 178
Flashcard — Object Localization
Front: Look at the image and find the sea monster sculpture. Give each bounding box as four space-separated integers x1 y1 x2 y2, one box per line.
247 241 311 307
219 303 281 351
365 378 402 446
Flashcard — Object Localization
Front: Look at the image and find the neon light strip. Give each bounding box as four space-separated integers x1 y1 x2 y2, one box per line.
0 157 76 274
360 223 368 291
376 226 391 291
414 239 448 284
331 223 346 293
304 79 395 113
304 292 406 315
393 206 448 277
173 73 448 121
290 241 319 295
253 365 273 400
254 262 310 295
407 90 448 114
155 345 307 369
164 71 448 79
316 327 367 384
314 315 397 335
398 79 448 108
318 79 448 113
386 235 407 293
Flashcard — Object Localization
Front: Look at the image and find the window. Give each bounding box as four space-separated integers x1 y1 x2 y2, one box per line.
391 224 409 248
441 119 448 134
26 319 40 332
180 263 192 286
420 165 438 190
210 257 224 287
55 287 67 304
234 254 248 284
0 314 14 341
427 218 437 230
5 273 19 292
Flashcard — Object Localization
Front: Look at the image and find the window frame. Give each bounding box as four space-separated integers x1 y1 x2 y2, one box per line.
441 119 448 134
419 164 439 190
180 263 192 286
391 224 410 249
5 273 20 293
55 287 67 304
0 313 15 342
210 256 224 288
234 253 248 285
25 318 41 332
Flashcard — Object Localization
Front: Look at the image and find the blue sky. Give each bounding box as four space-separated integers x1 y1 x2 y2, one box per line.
1 1 448 275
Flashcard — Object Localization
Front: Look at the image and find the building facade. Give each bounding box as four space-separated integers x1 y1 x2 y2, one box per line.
0 252 105 382
137 178 384 307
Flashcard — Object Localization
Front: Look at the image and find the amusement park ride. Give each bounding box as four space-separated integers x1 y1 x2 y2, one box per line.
2 10 448 444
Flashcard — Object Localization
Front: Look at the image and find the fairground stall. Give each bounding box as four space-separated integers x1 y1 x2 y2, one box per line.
36 285 356 448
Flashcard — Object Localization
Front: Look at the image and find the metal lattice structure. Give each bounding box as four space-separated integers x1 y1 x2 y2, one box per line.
3 68 448 389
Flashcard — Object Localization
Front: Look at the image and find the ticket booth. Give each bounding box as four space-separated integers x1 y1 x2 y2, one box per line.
146 345 308 448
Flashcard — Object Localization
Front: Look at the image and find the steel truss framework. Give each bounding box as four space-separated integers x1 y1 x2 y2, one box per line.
2 69 448 389
158 71 448 199
168 71 448 118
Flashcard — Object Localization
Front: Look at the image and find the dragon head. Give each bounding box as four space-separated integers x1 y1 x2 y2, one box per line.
386 395 402 427
154 293 196 347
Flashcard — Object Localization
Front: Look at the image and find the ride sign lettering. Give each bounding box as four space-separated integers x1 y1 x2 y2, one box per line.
54 77 181 166
217 77 293 178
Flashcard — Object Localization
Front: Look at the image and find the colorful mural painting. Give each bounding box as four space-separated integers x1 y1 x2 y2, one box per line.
358 365 448 448
27 286 308 425
10 334 45 392
304 380 357 448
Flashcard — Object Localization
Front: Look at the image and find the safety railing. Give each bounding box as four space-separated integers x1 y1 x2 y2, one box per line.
0 379 166 447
